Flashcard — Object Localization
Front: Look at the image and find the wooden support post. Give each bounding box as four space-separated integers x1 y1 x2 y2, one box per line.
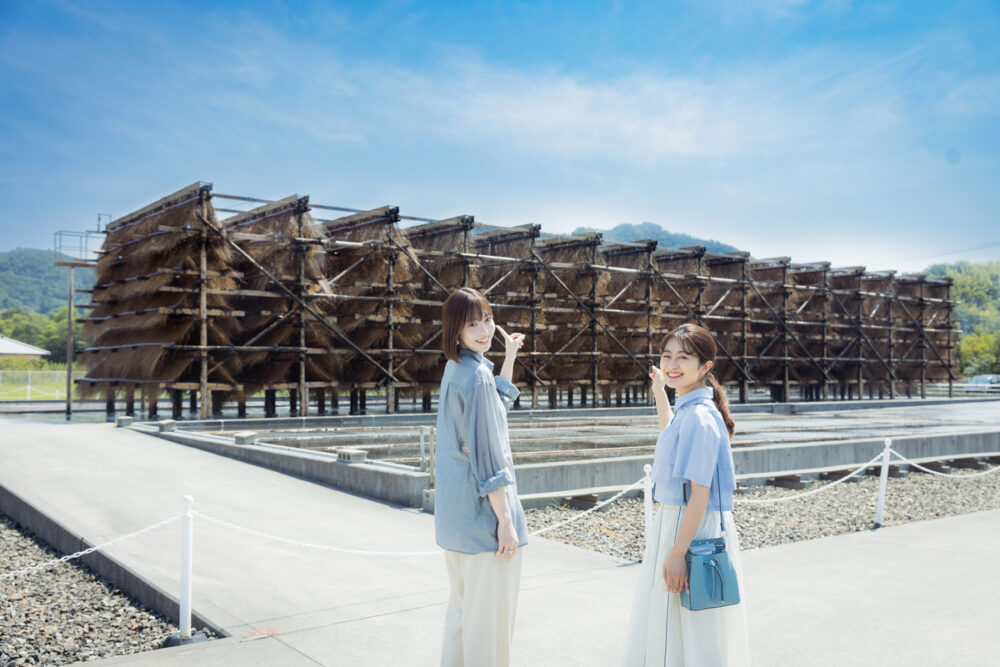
198 218 210 419
422 391 432 412
359 390 367 415
946 281 954 398
530 261 539 410
386 250 396 414
350 389 359 415
172 390 183 419
317 389 326 415
567 386 574 408
125 386 135 416
148 385 159 419
887 287 895 399
189 390 197 412
237 392 247 418
740 260 749 404
857 273 864 401
297 205 308 418
65 266 74 418
265 389 276 418
590 254 598 408
919 280 927 399
105 389 115 418
782 264 790 404
289 388 298 416
548 387 557 409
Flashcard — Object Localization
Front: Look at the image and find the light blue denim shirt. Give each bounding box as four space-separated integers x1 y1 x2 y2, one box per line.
434 349 529 554
650 387 737 511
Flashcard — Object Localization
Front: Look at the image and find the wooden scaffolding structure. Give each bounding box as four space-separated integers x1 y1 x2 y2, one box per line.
76 182 958 416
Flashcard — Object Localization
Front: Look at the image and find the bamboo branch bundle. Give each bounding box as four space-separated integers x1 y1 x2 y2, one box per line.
81 184 237 398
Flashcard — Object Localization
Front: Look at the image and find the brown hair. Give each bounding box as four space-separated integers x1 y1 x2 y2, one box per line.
661 323 735 438
442 288 494 362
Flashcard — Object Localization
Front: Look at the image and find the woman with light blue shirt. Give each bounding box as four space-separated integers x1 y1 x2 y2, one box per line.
435 287 527 667
624 323 750 666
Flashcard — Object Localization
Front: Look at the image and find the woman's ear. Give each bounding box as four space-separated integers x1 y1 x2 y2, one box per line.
701 360 714 377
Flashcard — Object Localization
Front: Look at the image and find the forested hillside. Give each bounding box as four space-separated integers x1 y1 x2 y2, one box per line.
0 248 95 313
572 222 739 254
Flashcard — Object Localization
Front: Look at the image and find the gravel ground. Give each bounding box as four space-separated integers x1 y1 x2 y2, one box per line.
525 467 1000 563
0 515 214 666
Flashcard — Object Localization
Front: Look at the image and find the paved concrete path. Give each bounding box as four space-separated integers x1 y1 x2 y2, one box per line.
2 418 998 666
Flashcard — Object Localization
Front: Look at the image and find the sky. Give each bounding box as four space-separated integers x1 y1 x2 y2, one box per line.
1 0 998 274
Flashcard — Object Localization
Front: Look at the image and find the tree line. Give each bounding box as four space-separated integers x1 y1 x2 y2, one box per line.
927 260 1000 376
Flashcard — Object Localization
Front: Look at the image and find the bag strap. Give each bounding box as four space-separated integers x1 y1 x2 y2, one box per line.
682 458 725 535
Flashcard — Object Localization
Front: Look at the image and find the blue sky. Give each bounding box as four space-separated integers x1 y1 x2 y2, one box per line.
1 0 998 273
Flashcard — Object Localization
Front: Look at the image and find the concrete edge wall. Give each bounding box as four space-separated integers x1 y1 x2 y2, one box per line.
0 483 225 639
734 429 1000 474
148 430 428 508
135 425 1000 508
515 456 652 495
174 397 1000 432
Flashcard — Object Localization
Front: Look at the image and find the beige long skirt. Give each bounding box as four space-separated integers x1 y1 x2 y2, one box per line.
623 504 750 667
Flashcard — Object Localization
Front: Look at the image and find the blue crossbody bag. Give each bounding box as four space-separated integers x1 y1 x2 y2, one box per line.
679 466 741 611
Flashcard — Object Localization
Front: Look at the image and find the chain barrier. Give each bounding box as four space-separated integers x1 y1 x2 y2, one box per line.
0 513 182 582
528 477 646 537
190 478 647 556
6 448 994 573
888 448 1000 479
191 511 441 557
733 452 886 505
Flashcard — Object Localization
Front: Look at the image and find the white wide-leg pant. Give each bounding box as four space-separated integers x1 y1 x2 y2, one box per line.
441 549 523 667
624 505 750 667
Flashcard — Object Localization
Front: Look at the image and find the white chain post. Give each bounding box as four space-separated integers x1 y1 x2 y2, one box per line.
874 439 892 528
419 425 428 472
429 427 436 488
179 495 194 638
643 464 653 544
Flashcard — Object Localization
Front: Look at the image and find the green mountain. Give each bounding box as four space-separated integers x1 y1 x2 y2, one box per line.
0 248 96 314
572 222 740 254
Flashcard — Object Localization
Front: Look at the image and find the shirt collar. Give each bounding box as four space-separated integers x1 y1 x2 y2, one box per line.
674 386 714 410
458 348 494 370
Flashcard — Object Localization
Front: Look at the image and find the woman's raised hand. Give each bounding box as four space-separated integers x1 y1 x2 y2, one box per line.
496 325 525 359
649 365 666 392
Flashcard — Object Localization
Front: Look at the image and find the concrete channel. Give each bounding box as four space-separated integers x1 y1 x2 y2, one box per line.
129 397 1000 510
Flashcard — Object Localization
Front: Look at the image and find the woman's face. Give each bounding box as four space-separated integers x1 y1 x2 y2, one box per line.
459 311 496 355
660 337 712 395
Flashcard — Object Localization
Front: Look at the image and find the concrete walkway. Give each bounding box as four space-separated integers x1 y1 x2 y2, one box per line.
1 418 998 666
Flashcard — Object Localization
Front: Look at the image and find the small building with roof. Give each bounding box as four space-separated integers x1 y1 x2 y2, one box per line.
0 335 50 361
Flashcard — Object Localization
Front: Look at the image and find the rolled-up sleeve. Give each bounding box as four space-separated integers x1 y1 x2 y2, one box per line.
494 375 520 410
672 407 722 488
466 376 515 496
